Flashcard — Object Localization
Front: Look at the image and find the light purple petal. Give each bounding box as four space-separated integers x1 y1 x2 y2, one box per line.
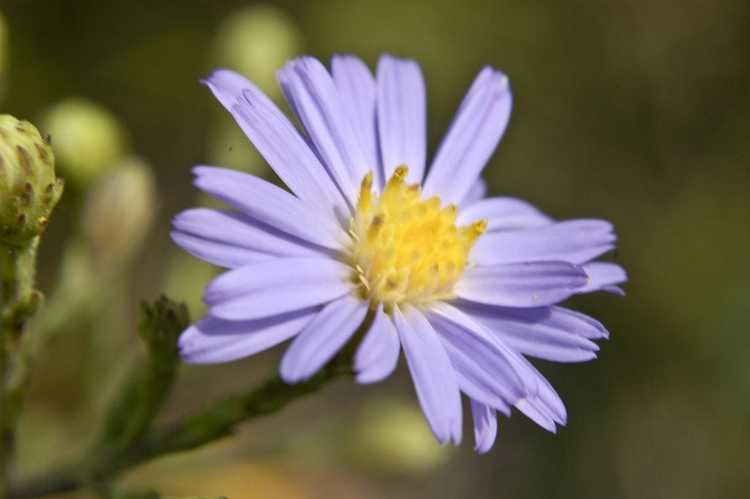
202 70 348 217
461 179 488 207
376 55 426 183
193 166 347 250
279 56 368 203
423 67 512 204
459 301 609 340
471 220 616 266
456 261 589 307
456 301 604 363
280 295 368 383
354 305 400 384
545 306 611 340
457 197 553 231
516 398 556 433
394 305 462 445
179 307 318 364
331 55 381 187
427 303 536 411
579 262 627 295
205 257 353 321
171 231 271 269
524 360 567 424
202 69 249 110
514 357 567 432
173 208 329 265
470 400 498 454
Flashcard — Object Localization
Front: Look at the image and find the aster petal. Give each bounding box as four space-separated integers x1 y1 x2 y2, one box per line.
514 358 567 432
545 306 611 340
376 55 427 183
461 179 488 207
193 166 347 250
202 70 348 216
331 54 381 187
179 308 318 364
423 67 512 204
280 295 368 383
205 257 353 321
460 302 610 340
516 399 557 432
170 231 271 269
202 69 248 110
471 220 616 266
354 305 400 384
470 400 498 454
579 262 627 295
394 305 462 445
456 301 604 363
172 208 329 268
457 197 553 231
456 261 589 307
279 56 368 203
427 303 536 411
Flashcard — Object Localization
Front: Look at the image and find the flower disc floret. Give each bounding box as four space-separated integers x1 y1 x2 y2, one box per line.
350 166 486 307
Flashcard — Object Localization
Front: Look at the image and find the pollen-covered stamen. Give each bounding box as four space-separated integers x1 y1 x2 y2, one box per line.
349 166 487 307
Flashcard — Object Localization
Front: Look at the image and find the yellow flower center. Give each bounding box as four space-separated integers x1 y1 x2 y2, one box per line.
348 166 486 308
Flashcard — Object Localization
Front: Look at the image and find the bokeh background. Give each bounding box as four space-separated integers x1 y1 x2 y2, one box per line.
2 0 749 498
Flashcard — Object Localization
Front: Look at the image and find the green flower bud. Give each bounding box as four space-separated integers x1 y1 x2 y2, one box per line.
41 98 128 188
82 157 156 269
214 5 302 96
0 115 64 246
349 398 452 474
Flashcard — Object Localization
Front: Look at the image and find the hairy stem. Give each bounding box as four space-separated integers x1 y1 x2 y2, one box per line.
7 361 351 499
0 238 41 499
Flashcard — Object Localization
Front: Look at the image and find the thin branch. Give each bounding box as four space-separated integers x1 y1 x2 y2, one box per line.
7 362 351 499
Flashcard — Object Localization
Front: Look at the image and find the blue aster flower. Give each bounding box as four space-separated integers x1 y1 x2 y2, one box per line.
173 54 627 453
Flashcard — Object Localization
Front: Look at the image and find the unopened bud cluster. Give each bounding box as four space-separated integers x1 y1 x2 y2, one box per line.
0 115 64 246
214 5 301 95
41 99 127 188
83 157 156 268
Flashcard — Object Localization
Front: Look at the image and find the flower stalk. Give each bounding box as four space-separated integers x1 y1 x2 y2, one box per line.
0 238 41 498
1 114 63 499
7 356 351 499
89 297 187 459
6 298 358 499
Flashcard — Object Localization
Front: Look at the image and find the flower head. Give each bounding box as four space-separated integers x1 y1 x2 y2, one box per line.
173 54 627 452
0 114 64 246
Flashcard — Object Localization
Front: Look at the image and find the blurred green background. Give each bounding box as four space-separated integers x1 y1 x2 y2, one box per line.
2 0 750 498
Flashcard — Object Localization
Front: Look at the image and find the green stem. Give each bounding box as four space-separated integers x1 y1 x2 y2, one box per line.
119 363 352 465
0 238 41 499
0 347 9 499
7 362 351 499
90 298 186 459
